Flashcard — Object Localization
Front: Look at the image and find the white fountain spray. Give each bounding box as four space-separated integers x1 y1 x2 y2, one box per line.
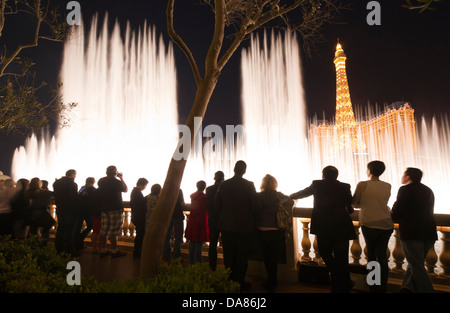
240 31 311 202
12 15 179 197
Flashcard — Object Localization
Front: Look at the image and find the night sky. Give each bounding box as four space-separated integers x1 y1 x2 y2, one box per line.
1 0 449 176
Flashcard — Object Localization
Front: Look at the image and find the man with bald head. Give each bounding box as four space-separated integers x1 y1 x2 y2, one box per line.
215 161 259 291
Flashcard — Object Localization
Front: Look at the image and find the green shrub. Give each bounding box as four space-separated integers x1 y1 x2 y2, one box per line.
0 236 239 293
121 259 240 293
0 235 73 293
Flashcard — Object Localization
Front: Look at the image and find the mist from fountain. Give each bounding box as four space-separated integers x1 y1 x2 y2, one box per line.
12 15 179 197
240 31 311 202
413 115 450 213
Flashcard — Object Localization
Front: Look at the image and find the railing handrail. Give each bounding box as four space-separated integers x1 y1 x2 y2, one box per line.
293 207 450 227
123 202 450 226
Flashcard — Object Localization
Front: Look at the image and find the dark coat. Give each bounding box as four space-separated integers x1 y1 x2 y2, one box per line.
130 187 146 225
78 185 99 217
290 179 356 240
53 176 78 213
205 183 221 229
97 176 126 213
256 190 281 229
185 190 209 242
215 175 259 233
171 190 185 221
10 189 30 220
391 181 437 241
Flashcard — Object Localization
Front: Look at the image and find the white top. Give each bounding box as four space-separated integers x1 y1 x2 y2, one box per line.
352 180 394 230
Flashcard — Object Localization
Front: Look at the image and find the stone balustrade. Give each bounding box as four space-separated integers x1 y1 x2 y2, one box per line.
117 204 450 282
293 207 450 284
49 203 450 285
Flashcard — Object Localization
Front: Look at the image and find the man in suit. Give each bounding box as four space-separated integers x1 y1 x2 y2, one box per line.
215 161 259 291
391 167 437 293
130 178 148 258
53 169 79 254
290 166 356 292
206 171 224 271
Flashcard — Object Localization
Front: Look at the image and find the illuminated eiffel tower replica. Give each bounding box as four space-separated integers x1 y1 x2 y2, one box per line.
309 40 417 176
333 40 360 151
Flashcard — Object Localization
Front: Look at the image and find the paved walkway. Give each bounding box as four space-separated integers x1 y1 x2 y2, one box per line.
77 244 332 293
76 242 450 294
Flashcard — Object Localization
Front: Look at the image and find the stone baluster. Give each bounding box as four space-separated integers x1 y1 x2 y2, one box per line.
313 236 322 263
49 205 57 231
126 210 132 237
391 227 405 272
300 219 311 261
129 221 136 238
439 228 450 278
350 224 362 265
122 211 130 237
425 243 438 276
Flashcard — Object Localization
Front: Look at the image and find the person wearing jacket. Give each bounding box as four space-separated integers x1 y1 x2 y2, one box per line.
352 160 393 292
185 180 209 264
215 160 259 291
205 171 224 271
290 165 356 293
391 167 437 293
256 174 292 292
130 178 148 258
53 169 79 254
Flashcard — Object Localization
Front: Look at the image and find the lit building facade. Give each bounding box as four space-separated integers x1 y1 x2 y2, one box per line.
309 42 417 170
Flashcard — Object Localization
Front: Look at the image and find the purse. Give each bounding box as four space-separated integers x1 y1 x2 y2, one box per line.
277 195 294 238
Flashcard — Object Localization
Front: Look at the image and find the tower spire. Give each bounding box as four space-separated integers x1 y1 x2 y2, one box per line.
333 41 358 149
334 41 356 130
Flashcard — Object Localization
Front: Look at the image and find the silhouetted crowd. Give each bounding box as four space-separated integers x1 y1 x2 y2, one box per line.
0 160 438 293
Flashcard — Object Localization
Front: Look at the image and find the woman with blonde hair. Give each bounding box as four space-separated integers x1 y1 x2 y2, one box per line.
256 174 291 292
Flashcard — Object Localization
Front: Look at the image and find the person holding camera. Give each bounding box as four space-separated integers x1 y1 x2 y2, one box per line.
97 165 128 258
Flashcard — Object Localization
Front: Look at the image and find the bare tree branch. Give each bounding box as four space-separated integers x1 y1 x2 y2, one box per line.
166 0 202 86
0 0 75 134
0 10 42 76
216 0 341 70
403 0 442 12
0 0 70 77
217 21 248 72
205 0 225 78
0 0 6 37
